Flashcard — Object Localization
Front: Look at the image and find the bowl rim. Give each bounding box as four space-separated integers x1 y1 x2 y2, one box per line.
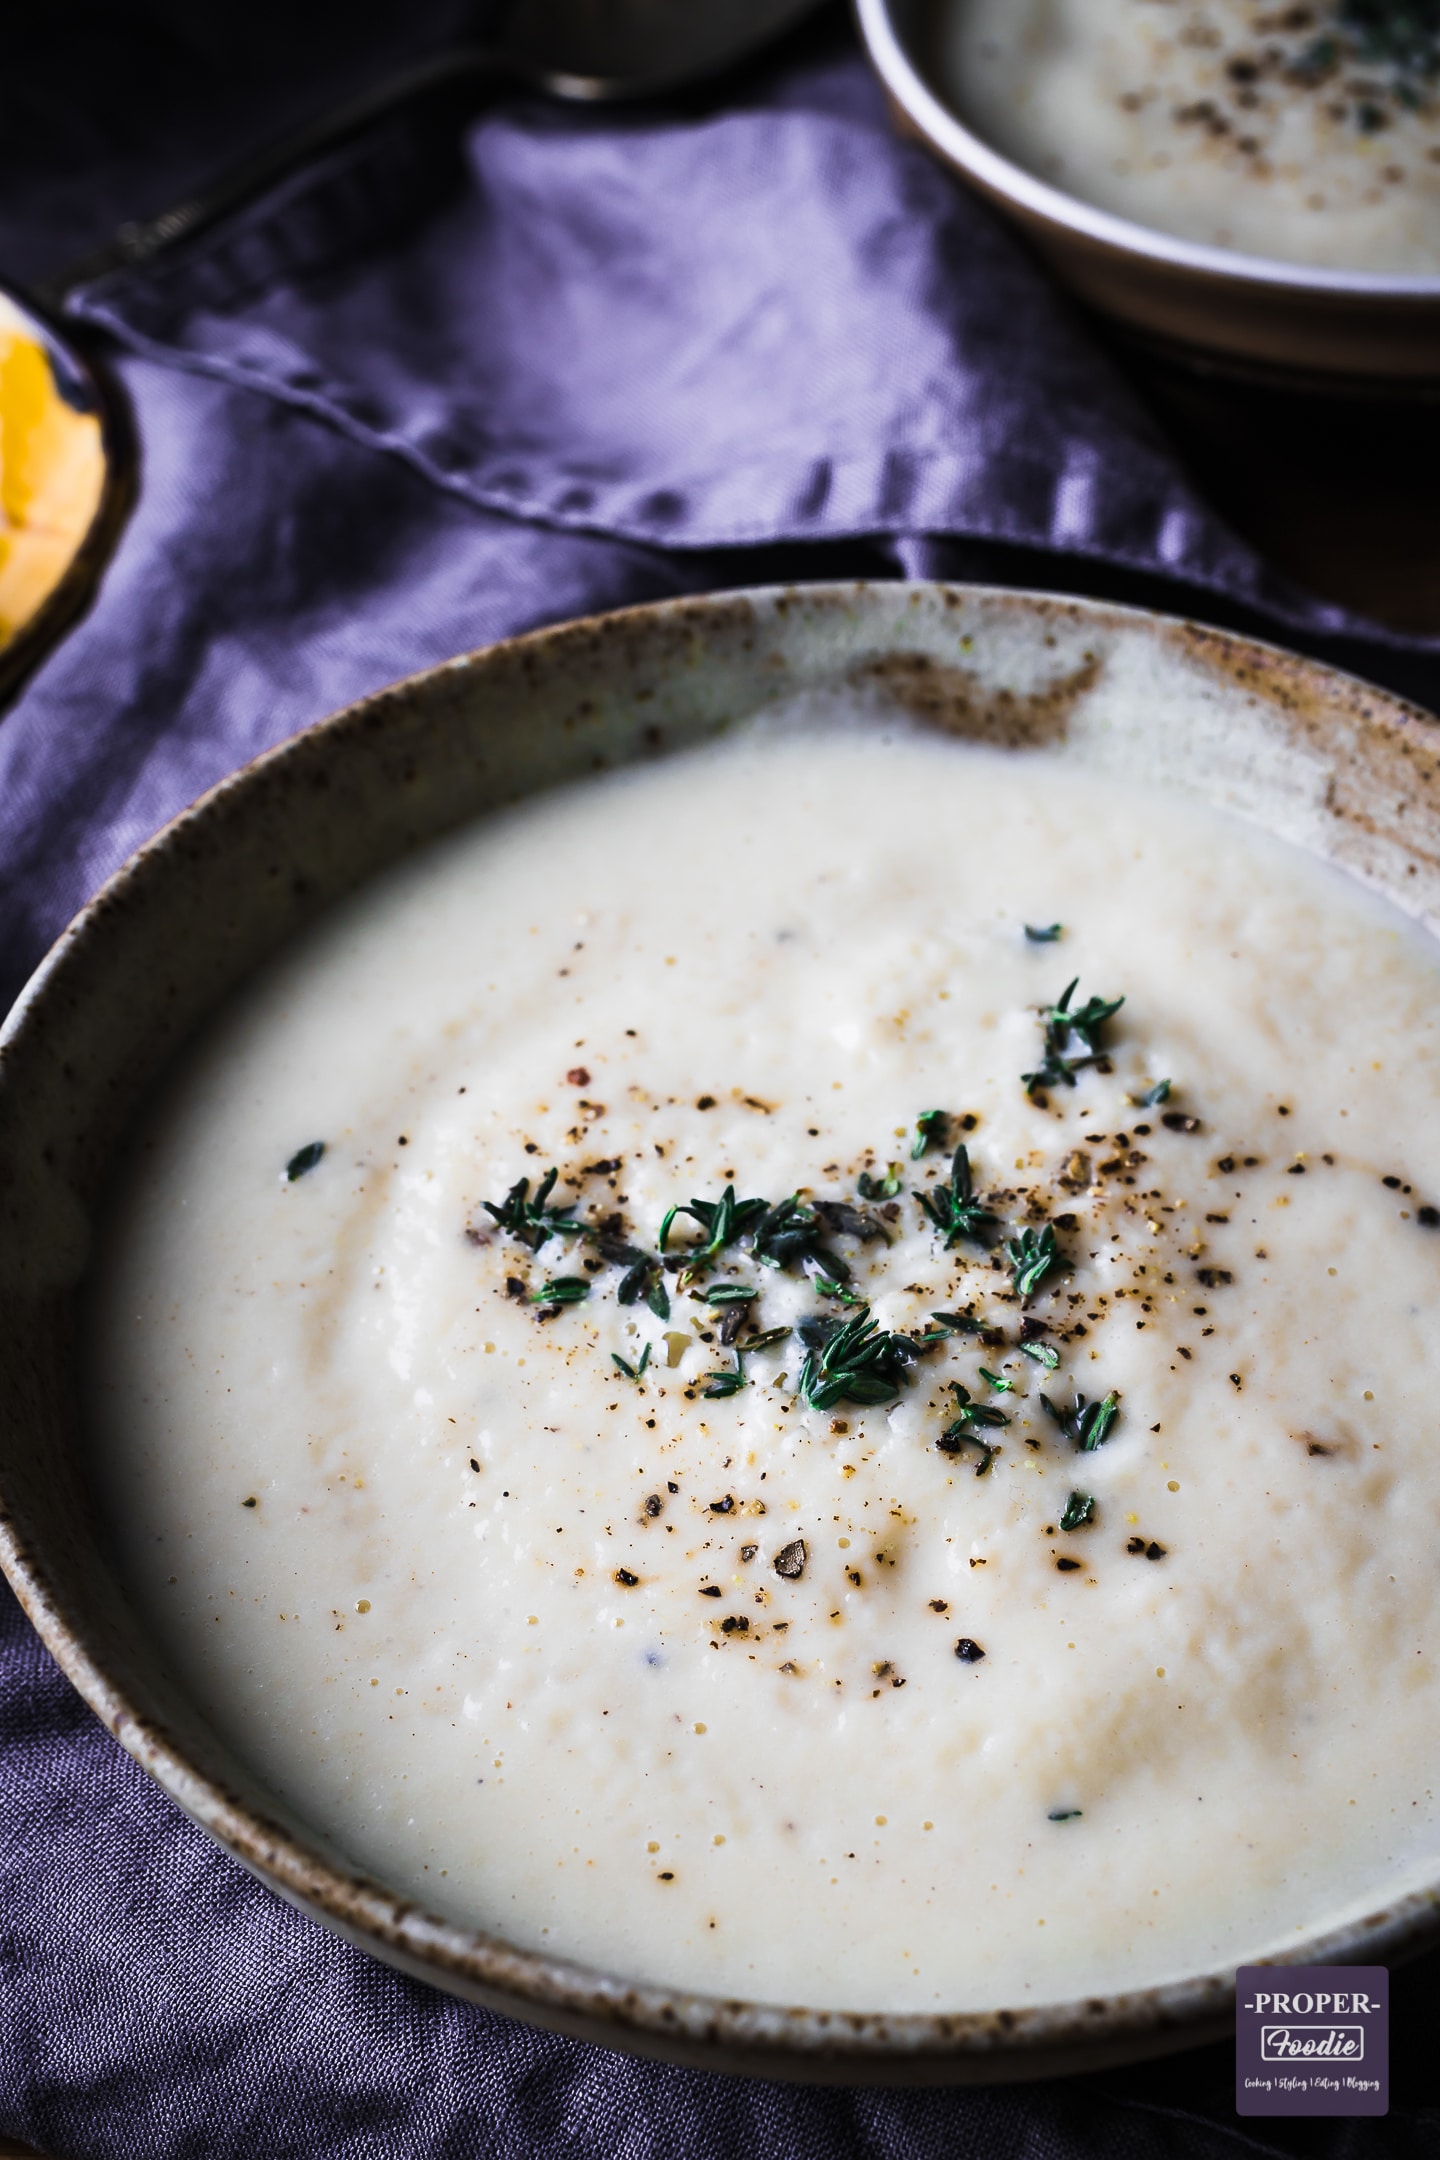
856 0 1440 301
6 577 1440 2083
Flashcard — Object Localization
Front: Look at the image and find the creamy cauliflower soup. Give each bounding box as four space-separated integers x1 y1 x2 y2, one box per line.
943 0 1440 272
87 709 1440 2014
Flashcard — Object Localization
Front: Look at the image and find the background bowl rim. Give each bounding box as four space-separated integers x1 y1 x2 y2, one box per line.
856 0 1440 302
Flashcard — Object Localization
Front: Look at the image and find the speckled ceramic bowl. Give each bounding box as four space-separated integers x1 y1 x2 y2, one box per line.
857 0 1440 388
2 582 1439 2083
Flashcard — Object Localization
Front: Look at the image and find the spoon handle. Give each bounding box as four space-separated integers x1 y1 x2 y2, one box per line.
35 45 508 312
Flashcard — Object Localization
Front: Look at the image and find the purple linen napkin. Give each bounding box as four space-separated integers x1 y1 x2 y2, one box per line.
4 16 1440 2159
60 38 1440 661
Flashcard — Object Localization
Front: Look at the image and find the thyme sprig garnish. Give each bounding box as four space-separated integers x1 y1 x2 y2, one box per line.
937 1382 1008 1474
812 1199 889 1246
743 1325 791 1353
1136 1079 1171 1108
797 1306 916 1411
668 1183 768 1266
1020 1338 1060 1371
593 1236 672 1320
814 1275 865 1304
1008 1223 1060 1301
1022 1050 1088 1096
1023 977 1125 1096
857 1163 903 1200
1041 1388 1121 1452
485 1168 587 1252
1050 980 1126 1050
285 1140 325 1181
529 1275 591 1308
749 1193 817 1268
701 1352 747 1399
911 1109 946 1160
1059 1490 1095 1531
612 1343 651 1383
978 1367 1014 1393
1025 922 1063 943
917 1143 995 1249
704 1284 757 1306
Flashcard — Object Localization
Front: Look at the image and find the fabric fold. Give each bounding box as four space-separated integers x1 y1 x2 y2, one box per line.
64 52 1417 651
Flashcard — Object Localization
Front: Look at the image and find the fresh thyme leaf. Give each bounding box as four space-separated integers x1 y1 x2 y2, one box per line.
752 1193 824 1272
929 1310 980 1335
978 1367 1014 1393
813 1199 889 1245
857 1163 903 1200
1044 978 1125 1052
1022 1052 1089 1096
705 1284 758 1306
917 1143 996 1249
657 1204 680 1253
744 1325 792 1353
1040 1387 1121 1452
1137 1079 1171 1107
1023 977 1124 1096
814 1275 865 1304
936 1382 1007 1473
1081 1389 1120 1450
1007 1223 1060 1301
529 1275 591 1307
1020 1338 1060 1371
285 1140 325 1182
1025 923 1063 942
702 1352 747 1399
797 1306 916 1412
1047 1808 1083 1823
675 1184 768 1266
944 1381 1010 1431
484 1167 587 1252
607 1240 670 1318
611 1343 652 1382
1059 1489 1095 1532
911 1109 946 1160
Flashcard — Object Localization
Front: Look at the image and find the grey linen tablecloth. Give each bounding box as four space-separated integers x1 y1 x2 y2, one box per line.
3 6 1438 2155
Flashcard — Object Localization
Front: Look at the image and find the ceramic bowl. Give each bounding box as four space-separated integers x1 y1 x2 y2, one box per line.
855 0 1440 388
3 581 1440 2084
